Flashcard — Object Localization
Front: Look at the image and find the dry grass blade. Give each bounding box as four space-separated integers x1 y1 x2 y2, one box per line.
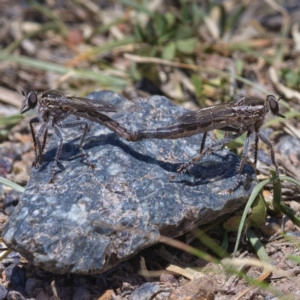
269 67 300 99
124 53 270 94
0 87 23 108
140 257 152 282
233 228 272 300
166 265 204 280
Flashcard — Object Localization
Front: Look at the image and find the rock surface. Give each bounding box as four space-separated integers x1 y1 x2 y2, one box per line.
3 91 256 274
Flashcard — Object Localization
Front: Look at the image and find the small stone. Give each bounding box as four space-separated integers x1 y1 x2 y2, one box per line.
9 160 30 185
6 290 26 300
25 278 39 298
260 216 281 237
1 252 21 269
3 190 22 216
169 278 214 300
35 289 49 300
0 284 8 300
0 142 21 178
5 265 26 289
160 273 178 286
0 212 8 232
289 201 300 213
72 287 90 300
56 287 73 300
131 282 161 300
284 219 294 232
49 296 61 300
96 289 115 300
277 136 300 158
66 29 83 45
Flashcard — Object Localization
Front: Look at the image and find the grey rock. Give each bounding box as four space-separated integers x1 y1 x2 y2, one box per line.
131 282 162 300
3 190 22 215
3 91 256 274
0 145 16 177
0 252 21 268
34 289 49 300
277 135 300 158
25 278 39 298
257 149 272 166
5 265 26 289
6 290 26 300
0 285 8 300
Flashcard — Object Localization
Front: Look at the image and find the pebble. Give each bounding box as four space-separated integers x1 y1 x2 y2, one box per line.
72 287 90 300
6 290 26 300
3 190 21 216
260 216 281 237
0 284 8 300
5 265 26 289
35 289 50 300
131 282 161 300
25 278 39 298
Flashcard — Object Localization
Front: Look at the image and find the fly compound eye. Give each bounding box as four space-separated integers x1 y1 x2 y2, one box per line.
267 94 285 118
268 96 279 114
20 91 38 114
28 91 38 108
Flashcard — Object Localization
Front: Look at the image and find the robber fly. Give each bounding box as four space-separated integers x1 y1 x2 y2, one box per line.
21 90 132 183
129 95 285 193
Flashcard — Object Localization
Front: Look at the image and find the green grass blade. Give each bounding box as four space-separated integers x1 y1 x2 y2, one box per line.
273 173 300 227
233 178 272 257
26 0 68 36
278 175 300 187
0 54 130 89
247 228 270 264
0 176 25 193
0 115 24 128
3 22 60 54
119 0 153 15
193 229 229 259
287 254 300 264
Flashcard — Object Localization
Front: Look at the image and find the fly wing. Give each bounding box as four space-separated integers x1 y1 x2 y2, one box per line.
41 90 117 112
63 96 117 113
177 102 236 126
235 96 264 107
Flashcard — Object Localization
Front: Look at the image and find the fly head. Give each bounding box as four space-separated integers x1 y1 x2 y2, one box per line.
267 94 285 118
20 91 38 114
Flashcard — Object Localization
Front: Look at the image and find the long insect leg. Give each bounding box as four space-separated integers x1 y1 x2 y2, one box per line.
29 117 41 166
60 120 95 169
253 132 259 167
35 122 48 167
174 131 244 178
37 128 48 165
257 131 280 180
201 130 235 156
199 132 207 154
74 111 133 142
225 131 251 194
49 126 64 183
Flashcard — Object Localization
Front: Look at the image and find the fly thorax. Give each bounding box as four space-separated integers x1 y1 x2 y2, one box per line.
39 109 50 122
233 105 264 117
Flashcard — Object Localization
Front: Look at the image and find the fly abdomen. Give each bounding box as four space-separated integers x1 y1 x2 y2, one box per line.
130 123 207 141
